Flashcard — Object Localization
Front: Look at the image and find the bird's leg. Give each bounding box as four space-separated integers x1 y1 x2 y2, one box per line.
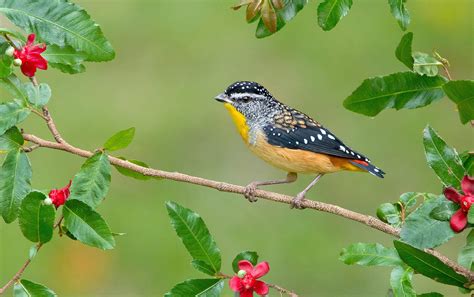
291 174 324 209
244 172 297 202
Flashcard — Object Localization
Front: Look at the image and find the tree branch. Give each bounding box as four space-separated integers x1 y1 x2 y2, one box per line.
21 132 400 237
22 131 472 280
2 106 471 295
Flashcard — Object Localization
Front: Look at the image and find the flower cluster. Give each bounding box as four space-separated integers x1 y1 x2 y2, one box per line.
13 33 48 77
444 175 474 232
230 260 270 297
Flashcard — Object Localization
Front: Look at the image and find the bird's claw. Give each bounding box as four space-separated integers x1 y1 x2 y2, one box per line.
244 183 259 203
290 193 306 209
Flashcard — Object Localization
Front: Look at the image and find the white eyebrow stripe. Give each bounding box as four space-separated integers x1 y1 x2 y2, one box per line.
230 93 266 99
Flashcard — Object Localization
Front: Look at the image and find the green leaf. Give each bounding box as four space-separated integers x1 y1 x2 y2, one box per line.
70 152 111 208
0 54 13 78
395 32 414 69
394 240 468 287
443 80 474 124
468 208 474 225
62 226 77 241
103 127 135 151
388 0 410 31
460 152 474 176
114 158 152 181
417 293 443 297
191 260 217 276
19 191 55 244
317 0 352 31
48 62 86 75
429 200 458 221
458 230 474 271
413 52 442 77
0 149 31 223
164 279 224 297
23 82 51 108
42 45 87 74
0 74 27 101
343 72 447 116
399 192 419 211
340 243 403 266
423 125 465 189
0 99 30 135
165 201 221 274
255 0 307 38
0 126 24 153
390 266 416 297
0 0 115 62
400 196 455 249
377 203 401 227
13 279 56 297
63 199 115 250
232 251 259 273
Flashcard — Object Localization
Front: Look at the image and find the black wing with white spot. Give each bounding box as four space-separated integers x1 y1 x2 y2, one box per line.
263 108 385 178
263 124 367 160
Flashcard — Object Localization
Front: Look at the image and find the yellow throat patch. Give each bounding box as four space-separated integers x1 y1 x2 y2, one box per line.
224 103 249 143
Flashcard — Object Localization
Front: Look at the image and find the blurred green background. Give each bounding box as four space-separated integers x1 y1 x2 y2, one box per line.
1 0 473 296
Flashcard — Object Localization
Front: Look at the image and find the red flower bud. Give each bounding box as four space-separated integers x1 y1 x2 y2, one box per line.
13 34 48 77
48 180 72 208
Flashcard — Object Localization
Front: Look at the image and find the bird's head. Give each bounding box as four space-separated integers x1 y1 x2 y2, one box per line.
214 81 276 122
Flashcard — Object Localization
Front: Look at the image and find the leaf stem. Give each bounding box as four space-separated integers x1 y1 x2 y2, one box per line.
29 107 48 121
442 64 452 80
2 33 19 50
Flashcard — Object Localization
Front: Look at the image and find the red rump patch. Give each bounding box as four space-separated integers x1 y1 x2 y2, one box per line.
352 160 369 167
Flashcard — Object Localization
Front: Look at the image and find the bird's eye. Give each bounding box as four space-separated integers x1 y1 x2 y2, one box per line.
241 96 251 103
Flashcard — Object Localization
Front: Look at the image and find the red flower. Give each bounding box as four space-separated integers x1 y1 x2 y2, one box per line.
48 180 72 208
13 34 48 77
229 260 270 297
444 175 474 232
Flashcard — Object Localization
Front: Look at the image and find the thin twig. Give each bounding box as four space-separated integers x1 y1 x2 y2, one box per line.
41 106 66 144
0 216 64 294
0 243 43 294
267 283 298 297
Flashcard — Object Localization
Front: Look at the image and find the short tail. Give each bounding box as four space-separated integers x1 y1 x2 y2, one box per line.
350 160 385 178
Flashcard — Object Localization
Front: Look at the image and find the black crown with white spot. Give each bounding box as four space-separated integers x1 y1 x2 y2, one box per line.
224 81 272 98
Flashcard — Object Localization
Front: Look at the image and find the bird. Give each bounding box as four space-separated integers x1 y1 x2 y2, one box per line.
214 81 385 208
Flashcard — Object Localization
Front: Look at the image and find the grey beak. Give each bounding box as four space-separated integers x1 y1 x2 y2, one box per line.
214 93 231 103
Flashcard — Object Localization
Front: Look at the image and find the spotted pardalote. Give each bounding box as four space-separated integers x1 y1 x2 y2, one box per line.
215 81 385 208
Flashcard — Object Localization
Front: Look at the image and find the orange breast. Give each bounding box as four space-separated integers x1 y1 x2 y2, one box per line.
248 132 364 174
